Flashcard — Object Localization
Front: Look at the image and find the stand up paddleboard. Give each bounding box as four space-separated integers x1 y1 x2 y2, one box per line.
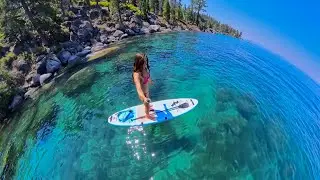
108 98 198 126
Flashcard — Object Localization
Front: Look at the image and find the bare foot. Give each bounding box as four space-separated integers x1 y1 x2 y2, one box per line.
145 114 156 121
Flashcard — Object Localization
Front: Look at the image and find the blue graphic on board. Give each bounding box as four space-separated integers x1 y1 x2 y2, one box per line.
117 110 134 122
154 104 174 122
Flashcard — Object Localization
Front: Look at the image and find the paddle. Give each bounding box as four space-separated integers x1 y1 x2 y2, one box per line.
131 102 190 122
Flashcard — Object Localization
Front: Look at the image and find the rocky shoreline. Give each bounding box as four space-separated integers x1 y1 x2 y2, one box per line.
1 5 217 121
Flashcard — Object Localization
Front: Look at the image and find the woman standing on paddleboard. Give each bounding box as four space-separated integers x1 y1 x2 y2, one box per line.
132 53 155 120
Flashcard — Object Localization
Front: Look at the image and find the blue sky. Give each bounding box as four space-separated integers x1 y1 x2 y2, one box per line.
182 0 320 83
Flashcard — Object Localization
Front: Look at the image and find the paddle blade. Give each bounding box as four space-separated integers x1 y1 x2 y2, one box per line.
178 102 190 108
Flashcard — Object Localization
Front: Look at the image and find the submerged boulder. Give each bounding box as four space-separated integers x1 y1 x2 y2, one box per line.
63 67 96 95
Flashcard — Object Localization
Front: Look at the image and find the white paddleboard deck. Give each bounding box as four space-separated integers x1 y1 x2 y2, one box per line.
108 98 198 126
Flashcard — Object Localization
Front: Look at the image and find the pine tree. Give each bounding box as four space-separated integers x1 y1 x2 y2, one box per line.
177 0 183 20
150 0 159 14
163 0 170 21
141 0 149 17
110 0 123 24
194 0 207 25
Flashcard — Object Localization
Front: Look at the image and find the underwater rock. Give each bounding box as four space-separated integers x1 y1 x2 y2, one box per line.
215 102 227 112
236 94 258 120
216 88 234 103
63 67 96 95
87 46 120 62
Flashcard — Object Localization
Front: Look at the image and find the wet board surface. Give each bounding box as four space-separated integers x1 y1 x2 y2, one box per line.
108 98 198 126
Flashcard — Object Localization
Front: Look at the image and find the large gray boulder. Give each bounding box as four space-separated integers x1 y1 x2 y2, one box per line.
149 25 161 33
36 60 47 75
125 29 136 36
141 28 150 34
46 54 61 73
130 15 143 26
70 19 82 32
40 73 53 86
89 10 100 20
58 51 72 65
115 23 126 31
129 23 141 34
107 36 117 43
77 29 92 42
113 30 124 38
32 74 41 86
8 95 23 111
120 34 128 40
80 21 93 31
105 27 116 34
100 34 109 43
67 55 81 67
143 21 150 27
36 55 46 63
91 42 107 52
76 49 91 57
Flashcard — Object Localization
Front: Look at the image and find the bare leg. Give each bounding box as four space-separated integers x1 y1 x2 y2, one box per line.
145 91 154 110
144 102 155 120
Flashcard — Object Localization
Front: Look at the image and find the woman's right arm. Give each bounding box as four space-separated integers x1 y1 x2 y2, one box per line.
133 73 146 100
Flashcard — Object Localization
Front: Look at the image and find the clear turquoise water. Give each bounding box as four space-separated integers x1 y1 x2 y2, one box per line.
1 32 320 179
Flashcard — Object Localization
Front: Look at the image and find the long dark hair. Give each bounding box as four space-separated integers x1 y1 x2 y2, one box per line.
132 53 150 82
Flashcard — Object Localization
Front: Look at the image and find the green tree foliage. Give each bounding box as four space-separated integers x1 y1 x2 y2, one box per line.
185 1 195 23
177 0 183 20
200 14 242 38
194 0 207 25
0 0 68 46
141 0 149 17
163 0 170 21
150 0 159 14
110 0 122 23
